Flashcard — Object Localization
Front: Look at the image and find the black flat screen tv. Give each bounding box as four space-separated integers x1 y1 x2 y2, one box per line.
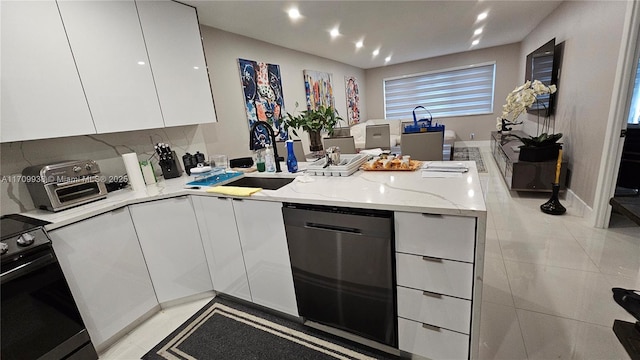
525 38 563 117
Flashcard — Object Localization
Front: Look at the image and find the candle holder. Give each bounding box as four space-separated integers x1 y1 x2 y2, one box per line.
541 145 566 215
541 183 566 215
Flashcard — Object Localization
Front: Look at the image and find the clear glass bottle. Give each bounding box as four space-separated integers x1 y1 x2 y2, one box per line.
286 140 298 173
265 144 276 172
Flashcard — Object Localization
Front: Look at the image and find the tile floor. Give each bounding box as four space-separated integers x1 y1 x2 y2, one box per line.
99 146 640 359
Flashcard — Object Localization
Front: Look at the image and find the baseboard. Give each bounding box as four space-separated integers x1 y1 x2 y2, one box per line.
565 188 595 222
160 290 215 309
454 140 491 148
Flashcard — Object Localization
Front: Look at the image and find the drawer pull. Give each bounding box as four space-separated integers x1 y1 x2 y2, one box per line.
421 213 444 219
422 290 442 298
422 255 443 262
422 323 441 332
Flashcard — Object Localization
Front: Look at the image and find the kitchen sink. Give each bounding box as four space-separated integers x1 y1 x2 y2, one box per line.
224 176 294 190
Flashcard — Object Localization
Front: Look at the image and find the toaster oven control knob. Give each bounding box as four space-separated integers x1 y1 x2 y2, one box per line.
85 163 93 171
73 165 82 173
17 233 35 247
0 242 8 255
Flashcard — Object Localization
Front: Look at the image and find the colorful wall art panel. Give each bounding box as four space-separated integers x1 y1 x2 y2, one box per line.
303 70 334 110
238 58 287 146
345 76 360 125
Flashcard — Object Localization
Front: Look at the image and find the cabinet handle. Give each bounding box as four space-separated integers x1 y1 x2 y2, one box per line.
422 323 441 332
422 290 442 298
421 213 443 219
422 255 443 262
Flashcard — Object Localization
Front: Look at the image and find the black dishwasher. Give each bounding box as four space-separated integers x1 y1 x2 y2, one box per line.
282 203 397 347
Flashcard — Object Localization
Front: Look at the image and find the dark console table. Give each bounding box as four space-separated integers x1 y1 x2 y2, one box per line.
490 131 568 192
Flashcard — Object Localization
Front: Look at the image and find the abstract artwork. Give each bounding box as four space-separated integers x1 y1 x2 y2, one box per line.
303 70 334 110
238 58 287 147
345 76 360 125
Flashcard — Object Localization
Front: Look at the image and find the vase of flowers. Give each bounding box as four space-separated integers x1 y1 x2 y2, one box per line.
497 80 557 133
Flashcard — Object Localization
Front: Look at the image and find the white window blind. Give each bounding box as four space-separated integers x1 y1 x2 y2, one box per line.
384 63 496 120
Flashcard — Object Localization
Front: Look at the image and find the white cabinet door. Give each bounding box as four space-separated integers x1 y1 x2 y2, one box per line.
192 196 252 302
136 0 216 127
233 199 298 316
1 0 95 142
129 196 213 304
49 208 157 348
57 0 164 133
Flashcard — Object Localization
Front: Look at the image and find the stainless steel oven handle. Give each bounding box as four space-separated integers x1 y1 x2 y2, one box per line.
1 253 56 284
53 175 102 189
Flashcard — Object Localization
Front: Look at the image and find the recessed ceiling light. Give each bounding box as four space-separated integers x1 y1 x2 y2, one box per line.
288 8 301 20
474 28 483 36
477 12 488 21
372 49 380 56
137 61 145 65
355 40 364 49
472 39 480 46
385 55 391 63
330 27 340 38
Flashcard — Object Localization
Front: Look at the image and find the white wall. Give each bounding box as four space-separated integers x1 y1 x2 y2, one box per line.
364 43 521 141
198 26 367 159
520 0 627 208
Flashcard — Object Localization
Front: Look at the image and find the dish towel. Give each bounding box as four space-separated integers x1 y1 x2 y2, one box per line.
206 186 262 196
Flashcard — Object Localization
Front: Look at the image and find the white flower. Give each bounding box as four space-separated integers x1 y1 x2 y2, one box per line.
499 79 557 123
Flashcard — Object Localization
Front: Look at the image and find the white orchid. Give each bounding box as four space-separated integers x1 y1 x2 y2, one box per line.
497 80 557 131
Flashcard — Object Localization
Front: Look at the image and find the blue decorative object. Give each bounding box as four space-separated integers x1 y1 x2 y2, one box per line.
286 140 298 173
403 106 445 134
186 171 243 187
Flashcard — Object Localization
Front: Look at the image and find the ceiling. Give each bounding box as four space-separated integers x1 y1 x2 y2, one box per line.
183 0 563 69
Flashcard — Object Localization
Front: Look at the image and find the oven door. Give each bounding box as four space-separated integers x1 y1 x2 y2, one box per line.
44 176 107 211
1 247 96 360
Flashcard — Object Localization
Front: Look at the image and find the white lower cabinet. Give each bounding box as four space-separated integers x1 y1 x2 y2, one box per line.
397 286 471 334
398 317 469 360
49 208 158 349
129 196 212 304
395 212 478 359
192 196 252 302
233 199 298 316
396 252 473 300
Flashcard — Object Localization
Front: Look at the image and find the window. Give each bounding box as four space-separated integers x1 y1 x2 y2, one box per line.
384 62 496 120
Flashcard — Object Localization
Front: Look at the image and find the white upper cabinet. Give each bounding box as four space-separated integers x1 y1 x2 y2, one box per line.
57 0 164 133
136 0 217 126
1 0 95 143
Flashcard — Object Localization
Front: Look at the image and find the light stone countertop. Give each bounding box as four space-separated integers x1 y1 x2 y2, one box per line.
24 161 487 231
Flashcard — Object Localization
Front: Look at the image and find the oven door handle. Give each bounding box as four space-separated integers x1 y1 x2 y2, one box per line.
1 252 56 284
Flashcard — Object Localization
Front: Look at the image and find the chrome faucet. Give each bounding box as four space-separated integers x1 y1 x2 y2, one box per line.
249 121 282 173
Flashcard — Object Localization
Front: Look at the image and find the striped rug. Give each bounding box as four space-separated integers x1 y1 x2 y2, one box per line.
143 297 398 360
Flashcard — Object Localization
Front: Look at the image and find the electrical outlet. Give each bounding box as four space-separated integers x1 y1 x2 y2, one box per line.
470 133 475 140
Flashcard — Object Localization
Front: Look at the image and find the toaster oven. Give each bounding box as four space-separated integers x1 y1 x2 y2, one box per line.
22 160 107 212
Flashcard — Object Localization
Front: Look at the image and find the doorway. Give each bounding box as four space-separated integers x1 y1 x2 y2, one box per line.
595 0 640 228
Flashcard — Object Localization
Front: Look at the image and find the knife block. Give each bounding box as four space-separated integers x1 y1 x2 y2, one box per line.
159 151 183 179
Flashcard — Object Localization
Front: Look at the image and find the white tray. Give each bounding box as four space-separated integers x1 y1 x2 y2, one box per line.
306 154 369 176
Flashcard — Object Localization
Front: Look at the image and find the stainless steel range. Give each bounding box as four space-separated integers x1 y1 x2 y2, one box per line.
1 214 98 359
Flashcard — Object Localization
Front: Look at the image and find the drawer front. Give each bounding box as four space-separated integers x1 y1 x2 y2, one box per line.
395 212 476 262
396 253 473 299
397 286 471 334
398 317 469 360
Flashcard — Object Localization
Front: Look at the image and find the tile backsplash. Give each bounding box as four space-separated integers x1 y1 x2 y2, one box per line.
1 125 208 215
